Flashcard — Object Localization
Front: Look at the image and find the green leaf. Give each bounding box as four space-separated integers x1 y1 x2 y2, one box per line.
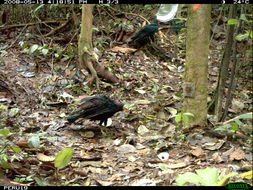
10 145 22 153
237 112 252 119
158 163 174 173
54 148 73 169
175 113 182 123
19 41 27 48
41 49 49 55
183 112 195 118
240 14 247 21
176 172 202 186
182 115 190 126
230 122 239 132
54 53 59 58
29 44 39 54
196 167 219 186
92 27 99 32
235 33 249 41
215 124 231 131
34 177 50 186
9 108 19 117
233 119 242 126
176 167 220 186
82 46 88 53
33 5 45 14
216 172 238 186
0 128 10 137
28 135 40 148
0 104 8 111
246 30 253 38
228 19 239 25
0 161 12 169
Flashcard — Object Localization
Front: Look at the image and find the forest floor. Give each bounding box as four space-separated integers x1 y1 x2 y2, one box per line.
0 27 252 186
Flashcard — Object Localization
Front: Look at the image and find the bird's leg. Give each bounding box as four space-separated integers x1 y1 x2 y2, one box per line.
99 119 107 126
103 119 107 127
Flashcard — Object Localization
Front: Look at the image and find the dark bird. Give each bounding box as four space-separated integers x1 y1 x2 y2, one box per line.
130 19 159 48
67 95 124 126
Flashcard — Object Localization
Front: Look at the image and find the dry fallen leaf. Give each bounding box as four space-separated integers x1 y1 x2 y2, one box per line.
133 99 151 105
95 180 113 186
79 131 95 138
212 152 224 163
190 147 205 157
117 144 136 153
110 46 136 53
167 162 188 169
229 148 245 161
37 153 55 162
203 140 225 150
131 179 157 186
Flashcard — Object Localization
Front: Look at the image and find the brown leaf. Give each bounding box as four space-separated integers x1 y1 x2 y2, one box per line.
203 140 225 150
37 153 55 162
96 179 113 186
15 138 29 148
229 148 245 161
212 152 224 163
167 162 188 169
190 147 205 157
73 169 88 177
110 46 136 53
39 162 55 171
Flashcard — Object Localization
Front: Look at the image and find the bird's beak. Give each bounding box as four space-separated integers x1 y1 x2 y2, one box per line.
123 106 128 112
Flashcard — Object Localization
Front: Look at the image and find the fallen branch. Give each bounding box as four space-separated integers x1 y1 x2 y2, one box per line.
43 18 72 37
0 20 67 30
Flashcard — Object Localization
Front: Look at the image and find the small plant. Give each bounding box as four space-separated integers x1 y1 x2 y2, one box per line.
215 113 252 134
228 14 253 41
174 111 195 128
19 41 76 62
14 174 34 183
0 128 22 169
53 147 74 185
176 167 237 186
54 147 73 170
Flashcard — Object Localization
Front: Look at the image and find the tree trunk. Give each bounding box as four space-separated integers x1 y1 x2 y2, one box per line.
221 5 241 121
183 4 211 126
78 5 120 89
78 4 100 89
214 5 237 121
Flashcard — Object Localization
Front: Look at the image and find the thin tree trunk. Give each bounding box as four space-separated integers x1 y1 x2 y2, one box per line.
221 5 241 121
214 5 237 121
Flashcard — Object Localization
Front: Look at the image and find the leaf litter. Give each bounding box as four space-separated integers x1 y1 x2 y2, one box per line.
0 24 252 187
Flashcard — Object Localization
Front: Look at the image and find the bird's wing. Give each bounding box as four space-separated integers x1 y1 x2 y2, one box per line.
132 25 158 41
67 96 105 121
76 96 116 119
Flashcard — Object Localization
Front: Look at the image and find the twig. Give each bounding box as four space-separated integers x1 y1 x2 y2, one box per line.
43 18 72 37
7 25 28 49
210 8 223 42
0 20 67 30
122 12 150 23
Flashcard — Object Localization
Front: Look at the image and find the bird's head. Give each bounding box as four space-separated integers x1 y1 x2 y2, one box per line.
151 19 159 26
115 102 124 111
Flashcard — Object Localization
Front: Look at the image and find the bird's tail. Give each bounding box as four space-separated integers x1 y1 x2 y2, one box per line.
67 111 81 123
